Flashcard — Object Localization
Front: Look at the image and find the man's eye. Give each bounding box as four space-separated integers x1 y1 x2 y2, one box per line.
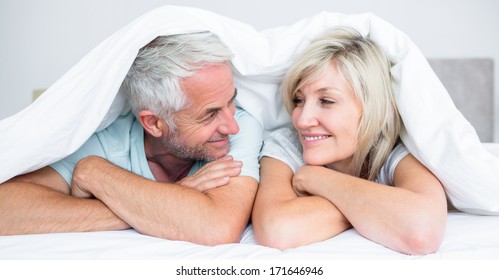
201 111 219 123
209 111 219 119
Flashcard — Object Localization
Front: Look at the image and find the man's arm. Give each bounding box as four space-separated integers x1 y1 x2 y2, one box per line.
0 166 129 235
71 156 257 245
252 157 351 250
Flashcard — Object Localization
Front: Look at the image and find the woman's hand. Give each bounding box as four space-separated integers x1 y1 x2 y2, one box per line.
292 165 331 197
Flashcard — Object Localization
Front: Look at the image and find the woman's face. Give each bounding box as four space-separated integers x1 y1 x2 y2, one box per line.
291 62 363 174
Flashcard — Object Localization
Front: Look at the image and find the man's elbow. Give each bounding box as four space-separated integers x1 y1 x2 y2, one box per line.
138 222 243 246
185 214 248 246
201 223 244 246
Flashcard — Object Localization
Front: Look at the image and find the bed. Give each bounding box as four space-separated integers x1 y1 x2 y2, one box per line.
1 6 498 269
1 57 497 261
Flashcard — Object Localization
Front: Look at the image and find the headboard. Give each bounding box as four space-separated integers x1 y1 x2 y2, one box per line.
428 58 494 142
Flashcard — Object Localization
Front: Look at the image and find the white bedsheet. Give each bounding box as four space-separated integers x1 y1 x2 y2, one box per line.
1 212 498 260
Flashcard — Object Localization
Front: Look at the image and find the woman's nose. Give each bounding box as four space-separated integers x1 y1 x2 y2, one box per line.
294 105 319 129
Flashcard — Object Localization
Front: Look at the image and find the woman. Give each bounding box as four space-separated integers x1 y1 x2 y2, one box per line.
252 27 447 255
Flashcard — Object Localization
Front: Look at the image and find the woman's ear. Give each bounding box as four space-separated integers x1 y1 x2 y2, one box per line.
137 110 167 138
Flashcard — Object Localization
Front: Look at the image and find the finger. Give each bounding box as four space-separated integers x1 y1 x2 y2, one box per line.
182 166 241 189
202 155 234 168
205 166 241 180
71 187 90 198
191 161 242 180
198 176 230 192
198 158 242 174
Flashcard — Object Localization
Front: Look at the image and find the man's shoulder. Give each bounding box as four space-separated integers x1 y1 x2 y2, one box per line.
92 111 140 154
234 107 262 129
98 111 136 133
234 106 249 118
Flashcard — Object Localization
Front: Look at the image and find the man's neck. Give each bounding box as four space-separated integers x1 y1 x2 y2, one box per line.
147 158 194 183
144 135 195 183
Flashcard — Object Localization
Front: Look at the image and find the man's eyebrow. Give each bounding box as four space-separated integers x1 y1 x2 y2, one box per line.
203 88 238 116
229 88 238 103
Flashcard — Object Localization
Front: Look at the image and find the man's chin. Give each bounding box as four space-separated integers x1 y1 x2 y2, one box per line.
206 147 230 161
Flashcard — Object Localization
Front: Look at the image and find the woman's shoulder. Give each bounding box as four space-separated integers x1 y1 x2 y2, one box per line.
267 126 298 139
376 142 410 186
261 126 304 172
391 142 410 160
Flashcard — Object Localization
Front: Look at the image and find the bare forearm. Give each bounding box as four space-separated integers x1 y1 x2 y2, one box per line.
0 182 129 235
254 157 350 249
318 180 436 253
254 196 350 250
318 175 419 235
296 166 446 254
74 157 255 245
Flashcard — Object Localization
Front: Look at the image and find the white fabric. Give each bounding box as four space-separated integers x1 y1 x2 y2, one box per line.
1 5 498 214
259 126 304 172
1 212 499 259
376 143 410 186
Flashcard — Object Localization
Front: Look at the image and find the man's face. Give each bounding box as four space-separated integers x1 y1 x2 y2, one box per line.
161 63 239 162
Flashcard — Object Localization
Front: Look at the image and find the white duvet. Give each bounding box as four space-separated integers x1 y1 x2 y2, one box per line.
1 5 499 214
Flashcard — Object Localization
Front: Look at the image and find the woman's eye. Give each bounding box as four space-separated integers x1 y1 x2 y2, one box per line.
292 97 304 105
320 98 335 105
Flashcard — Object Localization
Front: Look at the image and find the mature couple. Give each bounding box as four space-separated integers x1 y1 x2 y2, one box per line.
0 28 447 255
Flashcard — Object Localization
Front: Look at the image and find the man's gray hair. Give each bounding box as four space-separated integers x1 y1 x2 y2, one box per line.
122 31 233 129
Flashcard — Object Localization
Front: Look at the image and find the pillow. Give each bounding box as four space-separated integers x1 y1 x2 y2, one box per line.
484 143 499 157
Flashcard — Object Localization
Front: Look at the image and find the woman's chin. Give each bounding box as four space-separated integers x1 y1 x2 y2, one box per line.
303 156 329 166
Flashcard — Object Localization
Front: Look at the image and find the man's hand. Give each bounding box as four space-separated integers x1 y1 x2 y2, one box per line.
178 155 242 192
71 179 93 198
70 156 105 198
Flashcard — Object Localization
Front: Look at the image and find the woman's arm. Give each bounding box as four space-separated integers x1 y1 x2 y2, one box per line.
293 154 447 255
252 157 351 250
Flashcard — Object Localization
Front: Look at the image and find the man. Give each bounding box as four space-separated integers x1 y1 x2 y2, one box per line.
0 32 263 246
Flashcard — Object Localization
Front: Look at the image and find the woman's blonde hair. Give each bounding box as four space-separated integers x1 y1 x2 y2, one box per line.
281 27 402 181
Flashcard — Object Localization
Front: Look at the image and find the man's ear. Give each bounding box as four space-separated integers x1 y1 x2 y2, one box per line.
137 110 168 138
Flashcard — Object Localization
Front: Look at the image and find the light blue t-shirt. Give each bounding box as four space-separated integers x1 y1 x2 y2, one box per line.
51 107 262 187
260 126 409 186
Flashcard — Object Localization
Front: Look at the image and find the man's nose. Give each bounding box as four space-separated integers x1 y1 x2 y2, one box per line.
219 108 240 135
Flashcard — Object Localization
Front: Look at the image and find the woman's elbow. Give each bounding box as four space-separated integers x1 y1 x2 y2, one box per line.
253 216 302 250
400 225 445 255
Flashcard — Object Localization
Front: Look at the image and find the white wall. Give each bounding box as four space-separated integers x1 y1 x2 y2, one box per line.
1 0 498 140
